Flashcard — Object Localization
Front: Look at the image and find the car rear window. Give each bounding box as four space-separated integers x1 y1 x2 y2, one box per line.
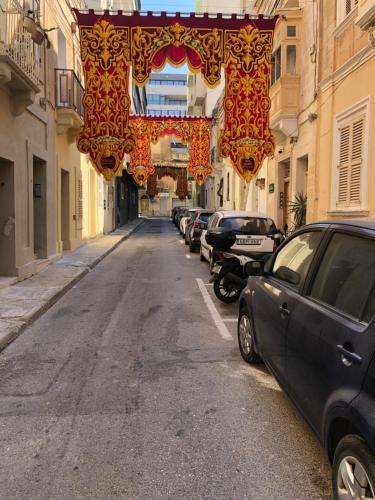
220 217 276 235
199 213 214 222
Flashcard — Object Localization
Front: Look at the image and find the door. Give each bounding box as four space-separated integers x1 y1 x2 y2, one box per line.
33 157 47 258
160 196 168 216
61 169 70 250
0 158 15 276
286 230 375 433
252 230 323 383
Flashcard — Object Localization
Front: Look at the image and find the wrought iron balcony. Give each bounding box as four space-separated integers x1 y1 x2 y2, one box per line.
55 68 84 139
0 0 42 115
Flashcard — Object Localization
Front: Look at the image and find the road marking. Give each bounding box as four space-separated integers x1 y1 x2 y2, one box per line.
185 254 191 259
196 278 233 341
223 318 238 323
203 283 213 286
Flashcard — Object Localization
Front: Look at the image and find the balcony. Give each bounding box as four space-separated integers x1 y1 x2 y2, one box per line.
0 2 41 115
269 75 300 140
55 69 84 141
356 0 375 30
268 5 302 141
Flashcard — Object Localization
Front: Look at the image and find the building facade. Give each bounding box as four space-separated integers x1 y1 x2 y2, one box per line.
0 0 142 283
313 0 375 221
247 0 375 229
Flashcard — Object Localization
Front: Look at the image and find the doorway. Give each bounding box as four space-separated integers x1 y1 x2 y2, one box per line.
33 156 47 258
89 169 97 237
0 157 16 276
61 169 70 250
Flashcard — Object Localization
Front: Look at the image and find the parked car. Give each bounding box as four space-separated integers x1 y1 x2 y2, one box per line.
200 210 277 270
179 207 201 236
238 220 375 499
174 206 187 227
185 209 215 251
171 206 185 222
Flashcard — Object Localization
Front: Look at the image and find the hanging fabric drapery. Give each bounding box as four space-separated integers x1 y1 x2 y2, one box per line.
73 9 277 183
176 171 188 200
128 115 212 185
146 173 158 198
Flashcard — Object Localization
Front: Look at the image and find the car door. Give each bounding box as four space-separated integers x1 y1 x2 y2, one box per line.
252 230 323 384
286 228 375 436
201 214 218 258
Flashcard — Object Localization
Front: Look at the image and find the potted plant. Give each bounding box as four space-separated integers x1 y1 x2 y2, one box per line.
289 192 307 230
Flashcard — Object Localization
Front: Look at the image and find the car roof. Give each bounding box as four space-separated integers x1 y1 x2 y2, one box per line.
214 210 271 219
304 219 375 232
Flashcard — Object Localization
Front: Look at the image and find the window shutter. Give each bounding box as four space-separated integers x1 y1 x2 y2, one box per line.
337 125 350 205
337 118 364 208
349 118 364 204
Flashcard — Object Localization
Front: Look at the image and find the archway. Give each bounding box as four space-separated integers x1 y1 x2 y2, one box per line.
73 9 277 183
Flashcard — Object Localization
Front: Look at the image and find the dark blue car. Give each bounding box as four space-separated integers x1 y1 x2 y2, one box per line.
238 220 375 500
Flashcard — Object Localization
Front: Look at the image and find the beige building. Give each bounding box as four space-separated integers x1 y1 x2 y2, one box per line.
312 0 375 221
248 0 375 228
0 0 140 284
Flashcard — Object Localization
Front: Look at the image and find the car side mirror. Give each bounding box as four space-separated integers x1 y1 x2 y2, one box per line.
273 266 300 285
271 232 283 241
244 260 265 277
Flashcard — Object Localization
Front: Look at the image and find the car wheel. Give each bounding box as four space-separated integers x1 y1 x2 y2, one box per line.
237 308 262 364
189 242 196 253
200 248 206 261
213 276 241 304
333 434 375 500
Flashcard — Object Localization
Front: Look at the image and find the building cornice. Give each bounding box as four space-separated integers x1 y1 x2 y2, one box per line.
319 42 375 93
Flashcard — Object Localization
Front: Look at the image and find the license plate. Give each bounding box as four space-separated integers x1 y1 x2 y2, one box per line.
236 239 261 245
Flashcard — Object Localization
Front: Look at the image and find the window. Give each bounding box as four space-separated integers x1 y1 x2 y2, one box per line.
336 117 364 208
287 25 296 37
310 233 375 322
226 172 230 201
286 45 297 74
272 232 321 288
220 217 276 235
271 46 281 86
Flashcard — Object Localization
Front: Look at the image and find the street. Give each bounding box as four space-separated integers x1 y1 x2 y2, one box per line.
0 218 331 499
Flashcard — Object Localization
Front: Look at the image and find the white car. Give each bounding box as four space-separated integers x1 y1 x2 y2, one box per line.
200 210 277 268
179 207 201 237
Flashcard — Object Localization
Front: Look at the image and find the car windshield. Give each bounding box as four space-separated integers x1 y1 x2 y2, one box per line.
199 213 214 222
220 217 276 235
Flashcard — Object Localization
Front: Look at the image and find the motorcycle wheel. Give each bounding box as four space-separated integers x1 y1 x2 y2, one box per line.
213 275 241 304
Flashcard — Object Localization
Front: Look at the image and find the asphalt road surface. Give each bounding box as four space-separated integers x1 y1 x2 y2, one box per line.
0 218 332 500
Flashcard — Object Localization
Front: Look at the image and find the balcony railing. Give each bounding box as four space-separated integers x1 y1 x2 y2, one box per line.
55 68 84 119
0 0 42 86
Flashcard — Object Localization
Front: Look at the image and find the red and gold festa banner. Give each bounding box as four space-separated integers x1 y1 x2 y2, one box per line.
73 10 277 182
127 117 154 185
128 115 212 185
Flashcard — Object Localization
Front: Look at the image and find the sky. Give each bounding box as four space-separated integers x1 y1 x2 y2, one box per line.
141 0 195 74
141 0 196 14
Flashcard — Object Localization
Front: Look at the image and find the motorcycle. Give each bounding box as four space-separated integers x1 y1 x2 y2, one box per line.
206 228 284 304
210 252 253 303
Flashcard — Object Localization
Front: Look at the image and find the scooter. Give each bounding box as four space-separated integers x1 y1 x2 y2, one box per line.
208 231 285 304
209 252 252 303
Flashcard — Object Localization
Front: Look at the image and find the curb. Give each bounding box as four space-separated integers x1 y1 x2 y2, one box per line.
0 218 145 352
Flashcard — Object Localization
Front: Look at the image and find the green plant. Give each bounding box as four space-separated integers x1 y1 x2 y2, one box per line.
289 192 307 229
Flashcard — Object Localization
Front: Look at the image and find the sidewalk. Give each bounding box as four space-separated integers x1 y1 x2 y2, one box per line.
0 218 145 351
